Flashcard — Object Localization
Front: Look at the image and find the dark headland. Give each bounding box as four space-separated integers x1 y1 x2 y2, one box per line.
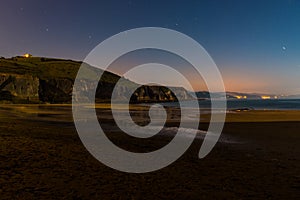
0 56 193 104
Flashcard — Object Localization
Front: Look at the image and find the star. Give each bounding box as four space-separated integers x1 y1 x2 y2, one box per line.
282 46 287 51
45 28 49 32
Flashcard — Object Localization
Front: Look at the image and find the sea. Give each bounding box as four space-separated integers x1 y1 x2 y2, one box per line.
161 99 300 110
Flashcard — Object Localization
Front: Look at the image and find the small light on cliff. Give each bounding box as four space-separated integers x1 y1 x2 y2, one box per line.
23 53 32 58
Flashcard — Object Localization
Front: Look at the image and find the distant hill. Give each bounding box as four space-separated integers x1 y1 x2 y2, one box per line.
194 91 293 100
0 56 193 103
281 94 300 99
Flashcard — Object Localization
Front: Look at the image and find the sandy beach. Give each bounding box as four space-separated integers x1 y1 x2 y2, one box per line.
0 105 300 199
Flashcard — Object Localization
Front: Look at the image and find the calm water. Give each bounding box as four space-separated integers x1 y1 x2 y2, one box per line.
162 99 300 110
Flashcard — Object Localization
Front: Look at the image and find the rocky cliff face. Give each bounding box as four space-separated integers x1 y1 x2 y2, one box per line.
130 85 192 103
0 73 39 103
39 78 73 103
74 79 194 103
0 74 138 103
0 74 193 103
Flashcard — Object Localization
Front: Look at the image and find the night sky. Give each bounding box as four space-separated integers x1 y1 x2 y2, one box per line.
1 0 300 94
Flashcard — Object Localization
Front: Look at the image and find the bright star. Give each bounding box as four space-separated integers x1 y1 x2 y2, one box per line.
282 46 286 51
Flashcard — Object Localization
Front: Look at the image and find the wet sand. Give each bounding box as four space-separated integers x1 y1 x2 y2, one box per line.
0 105 300 199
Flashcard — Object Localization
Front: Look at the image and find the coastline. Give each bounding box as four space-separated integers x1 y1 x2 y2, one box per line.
1 103 300 122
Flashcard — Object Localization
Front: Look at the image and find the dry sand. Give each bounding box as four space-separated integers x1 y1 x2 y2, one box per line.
0 105 300 199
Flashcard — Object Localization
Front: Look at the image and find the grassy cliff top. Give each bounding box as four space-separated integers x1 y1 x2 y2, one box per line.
0 56 133 85
0 57 80 79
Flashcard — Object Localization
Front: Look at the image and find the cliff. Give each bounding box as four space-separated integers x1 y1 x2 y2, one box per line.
0 74 39 103
0 57 193 103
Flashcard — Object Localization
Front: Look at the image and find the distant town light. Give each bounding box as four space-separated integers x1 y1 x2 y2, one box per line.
261 96 271 100
235 95 247 99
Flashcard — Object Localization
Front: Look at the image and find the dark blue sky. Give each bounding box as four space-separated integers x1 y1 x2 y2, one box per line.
1 0 299 94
